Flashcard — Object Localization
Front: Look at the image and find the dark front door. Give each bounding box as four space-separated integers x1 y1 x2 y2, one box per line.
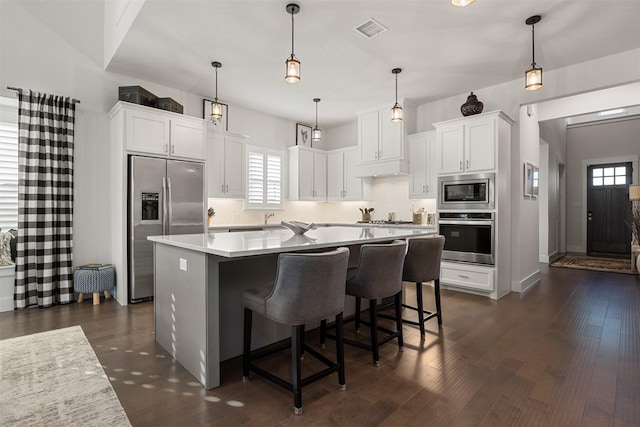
587 162 632 255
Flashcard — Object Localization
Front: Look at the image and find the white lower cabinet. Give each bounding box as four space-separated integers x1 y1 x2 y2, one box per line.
440 261 494 292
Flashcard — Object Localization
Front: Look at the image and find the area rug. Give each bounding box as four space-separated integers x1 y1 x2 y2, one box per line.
0 325 131 426
551 254 635 275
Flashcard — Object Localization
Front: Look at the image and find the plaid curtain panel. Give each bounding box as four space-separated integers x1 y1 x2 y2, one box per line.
14 90 75 308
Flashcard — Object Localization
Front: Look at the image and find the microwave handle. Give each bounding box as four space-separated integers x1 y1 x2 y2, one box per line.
439 220 494 226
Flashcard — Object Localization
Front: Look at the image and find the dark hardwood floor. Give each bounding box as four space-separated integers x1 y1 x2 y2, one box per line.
1 264 639 426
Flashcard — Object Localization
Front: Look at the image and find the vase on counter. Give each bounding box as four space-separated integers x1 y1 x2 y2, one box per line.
460 92 484 117
361 213 371 223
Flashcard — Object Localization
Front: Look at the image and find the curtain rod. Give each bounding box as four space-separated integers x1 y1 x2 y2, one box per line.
6 86 81 104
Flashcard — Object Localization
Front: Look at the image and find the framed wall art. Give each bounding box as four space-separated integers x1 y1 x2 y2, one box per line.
524 162 539 199
296 123 312 147
203 99 228 131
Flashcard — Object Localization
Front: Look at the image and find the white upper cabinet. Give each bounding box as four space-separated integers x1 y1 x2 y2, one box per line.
207 128 247 198
358 107 404 162
327 147 372 201
408 131 437 199
354 100 415 177
170 117 207 160
289 146 327 201
117 101 206 161
434 111 512 175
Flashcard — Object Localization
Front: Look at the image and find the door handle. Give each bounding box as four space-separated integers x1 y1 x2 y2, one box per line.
587 211 593 222
162 177 168 234
167 177 173 234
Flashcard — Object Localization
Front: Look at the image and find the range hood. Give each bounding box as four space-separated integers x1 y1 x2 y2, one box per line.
352 159 409 178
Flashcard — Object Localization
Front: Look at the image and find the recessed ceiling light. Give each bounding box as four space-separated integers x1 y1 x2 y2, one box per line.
354 18 388 38
451 0 475 7
598 108 626 116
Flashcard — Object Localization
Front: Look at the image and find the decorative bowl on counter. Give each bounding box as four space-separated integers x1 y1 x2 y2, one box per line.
281 220 318 235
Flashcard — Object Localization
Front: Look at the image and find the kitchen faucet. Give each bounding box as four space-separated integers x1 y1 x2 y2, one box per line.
264 211 274 224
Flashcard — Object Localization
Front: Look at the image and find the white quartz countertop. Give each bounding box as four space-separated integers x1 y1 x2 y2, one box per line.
149 225 437 258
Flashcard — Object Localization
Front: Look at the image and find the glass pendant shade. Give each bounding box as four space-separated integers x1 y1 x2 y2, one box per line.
312 127 322 142
285 55 301 84
525 65 542 91
211 100 223 120
391 103 403 122
451 0 475 7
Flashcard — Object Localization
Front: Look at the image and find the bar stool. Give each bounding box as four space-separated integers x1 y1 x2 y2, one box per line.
322 240 407 366
397 235 445 336
242 247 350 415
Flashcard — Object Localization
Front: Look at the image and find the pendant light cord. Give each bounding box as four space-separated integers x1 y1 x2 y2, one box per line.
291 11 295 56
531 24 536 65
395 72 399 104
315 101 318 127
214 66 219 102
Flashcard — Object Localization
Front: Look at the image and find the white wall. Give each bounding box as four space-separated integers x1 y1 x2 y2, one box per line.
565 117 640 252
3 0 640 298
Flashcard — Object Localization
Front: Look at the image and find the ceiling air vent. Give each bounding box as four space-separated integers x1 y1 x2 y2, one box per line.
354 18 388 38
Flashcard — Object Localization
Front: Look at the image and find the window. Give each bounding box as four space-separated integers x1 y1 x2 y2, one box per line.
592 166 627 187
0 98 18 230
245 147 283 210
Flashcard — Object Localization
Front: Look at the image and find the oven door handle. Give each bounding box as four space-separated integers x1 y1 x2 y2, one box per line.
439 220 494 226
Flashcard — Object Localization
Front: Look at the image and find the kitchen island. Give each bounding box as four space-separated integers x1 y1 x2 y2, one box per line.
148 225 436 389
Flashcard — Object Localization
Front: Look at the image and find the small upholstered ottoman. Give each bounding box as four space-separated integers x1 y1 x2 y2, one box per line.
74 264 116 305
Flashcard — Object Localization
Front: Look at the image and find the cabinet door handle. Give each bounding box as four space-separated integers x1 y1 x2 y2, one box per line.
466 160 469 169
425 185 429 193
458 275 470 279
221 184 225 193
459 160 463 170
226 184 229 193
164 144 169 153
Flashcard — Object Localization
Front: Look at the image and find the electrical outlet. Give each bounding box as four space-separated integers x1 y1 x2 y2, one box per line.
179 258 187 271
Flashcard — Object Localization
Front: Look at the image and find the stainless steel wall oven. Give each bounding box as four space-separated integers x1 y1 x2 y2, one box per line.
438 212 495 265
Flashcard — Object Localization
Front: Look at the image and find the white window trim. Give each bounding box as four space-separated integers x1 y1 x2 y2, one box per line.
0 96 18 230
244 145 285 211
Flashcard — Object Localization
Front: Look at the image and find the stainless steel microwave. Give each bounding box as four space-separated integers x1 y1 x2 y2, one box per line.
438 173 495 210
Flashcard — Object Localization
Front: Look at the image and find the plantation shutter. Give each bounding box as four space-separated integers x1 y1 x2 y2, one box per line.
0 122 18 229
246 149 283 209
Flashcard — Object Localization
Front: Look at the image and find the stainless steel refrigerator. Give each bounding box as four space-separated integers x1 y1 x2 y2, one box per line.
128 155 206 303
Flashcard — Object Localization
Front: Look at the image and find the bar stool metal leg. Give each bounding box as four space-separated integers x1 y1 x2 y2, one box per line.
242 308 252 381
416 281 426 336
354 297 361 332
292 325 303 415
394 293 404 350
369 300 379 366
434 278 443 325
335 313 346 390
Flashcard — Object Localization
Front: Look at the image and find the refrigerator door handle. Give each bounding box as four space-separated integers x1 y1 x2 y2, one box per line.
167 177 173 235
162 176 168 235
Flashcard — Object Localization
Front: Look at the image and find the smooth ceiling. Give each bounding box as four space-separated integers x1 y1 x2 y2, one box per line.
18 0 640 128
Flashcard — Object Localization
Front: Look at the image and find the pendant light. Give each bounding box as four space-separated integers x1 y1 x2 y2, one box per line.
312 98 322 143
391 68 403 122
525 15 543 91
451 0 475 7
210 61 224 120
285 3 301 84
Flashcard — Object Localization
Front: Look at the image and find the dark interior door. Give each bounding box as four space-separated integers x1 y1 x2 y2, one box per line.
587 162 632 255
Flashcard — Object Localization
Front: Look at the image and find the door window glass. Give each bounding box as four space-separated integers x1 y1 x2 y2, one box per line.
592 166 626 186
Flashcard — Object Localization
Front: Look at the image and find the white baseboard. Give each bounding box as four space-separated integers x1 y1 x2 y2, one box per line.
512 269 541 293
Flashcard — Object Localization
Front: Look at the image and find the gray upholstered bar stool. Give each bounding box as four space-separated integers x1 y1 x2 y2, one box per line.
397 235 445 336
322 240 407 366
242 247 350 415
